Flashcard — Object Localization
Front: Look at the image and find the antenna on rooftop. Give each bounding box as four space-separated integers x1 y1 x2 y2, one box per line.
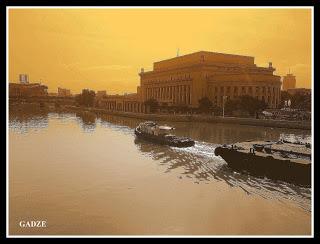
177 48 180 57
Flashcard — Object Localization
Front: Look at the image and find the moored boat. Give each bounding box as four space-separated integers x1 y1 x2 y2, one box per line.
214 140 311 186
134 121 195 147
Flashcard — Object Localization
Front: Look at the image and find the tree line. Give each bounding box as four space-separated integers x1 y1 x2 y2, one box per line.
144 95 267 116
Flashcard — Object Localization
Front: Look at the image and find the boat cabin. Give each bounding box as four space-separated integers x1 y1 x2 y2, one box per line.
138 121 175 136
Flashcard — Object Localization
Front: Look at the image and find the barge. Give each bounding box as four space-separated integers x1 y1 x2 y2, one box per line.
214 140 311 186
134 121 195 148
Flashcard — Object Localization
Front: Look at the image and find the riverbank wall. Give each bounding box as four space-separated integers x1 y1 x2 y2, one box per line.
63 105 311 130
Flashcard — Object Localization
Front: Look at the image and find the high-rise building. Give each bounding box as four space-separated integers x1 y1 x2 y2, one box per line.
282 73 296 91
19 74 29 84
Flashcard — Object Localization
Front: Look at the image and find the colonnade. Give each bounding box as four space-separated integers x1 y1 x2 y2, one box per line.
209 85 281 108
145 84 191 105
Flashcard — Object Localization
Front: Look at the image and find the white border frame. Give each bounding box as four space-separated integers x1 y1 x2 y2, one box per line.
6 6 314 238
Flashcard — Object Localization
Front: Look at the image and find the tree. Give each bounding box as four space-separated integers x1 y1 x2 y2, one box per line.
239 95 267 116
144 98 159 113
280 91 311 111
225 95 267 116
280 91 291 108
225 99 239 114
291 93 311 111
198 97 213 113
75 89 96 107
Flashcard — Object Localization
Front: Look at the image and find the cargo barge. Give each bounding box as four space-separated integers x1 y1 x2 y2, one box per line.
214 140 311 186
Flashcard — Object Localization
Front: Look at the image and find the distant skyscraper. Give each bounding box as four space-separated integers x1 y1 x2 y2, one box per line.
19 74 29 84
282 73 296 90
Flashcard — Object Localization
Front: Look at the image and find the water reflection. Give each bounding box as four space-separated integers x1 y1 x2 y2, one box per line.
9 109 49 134
75 111 97 132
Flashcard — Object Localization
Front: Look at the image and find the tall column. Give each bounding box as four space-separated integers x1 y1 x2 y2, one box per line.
185 85 187 104
189 85 191 105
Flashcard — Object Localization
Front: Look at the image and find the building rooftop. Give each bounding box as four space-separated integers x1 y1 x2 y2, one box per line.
153 51 255 71
9 82 48 88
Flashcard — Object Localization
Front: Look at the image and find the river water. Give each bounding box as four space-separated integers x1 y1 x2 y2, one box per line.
9 109 312 235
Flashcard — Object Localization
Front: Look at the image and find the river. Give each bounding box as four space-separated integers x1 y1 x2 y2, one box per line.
9 109 312 235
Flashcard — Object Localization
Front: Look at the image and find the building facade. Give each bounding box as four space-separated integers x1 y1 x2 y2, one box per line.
95 92 147 113
139 51 281 108
96 90 107 98
282 73 296 91
58 87 71 97
9 83 48 97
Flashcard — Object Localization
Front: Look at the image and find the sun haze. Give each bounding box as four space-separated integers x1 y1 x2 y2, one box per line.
9 8 312 94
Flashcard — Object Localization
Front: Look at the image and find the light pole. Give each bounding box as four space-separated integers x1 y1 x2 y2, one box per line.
222 95 228 118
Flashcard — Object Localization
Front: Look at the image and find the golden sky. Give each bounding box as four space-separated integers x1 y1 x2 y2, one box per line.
9 8 312 93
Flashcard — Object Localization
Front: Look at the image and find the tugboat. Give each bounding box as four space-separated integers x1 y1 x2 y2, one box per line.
134 121 195 147
214 140 311 186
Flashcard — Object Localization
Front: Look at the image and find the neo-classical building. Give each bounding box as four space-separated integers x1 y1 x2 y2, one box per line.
139 51 281 108
96 51 282 112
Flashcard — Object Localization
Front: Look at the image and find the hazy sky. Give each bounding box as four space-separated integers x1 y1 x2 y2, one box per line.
9 8 312 93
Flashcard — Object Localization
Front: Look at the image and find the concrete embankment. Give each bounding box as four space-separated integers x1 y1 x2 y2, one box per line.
63 105 311 130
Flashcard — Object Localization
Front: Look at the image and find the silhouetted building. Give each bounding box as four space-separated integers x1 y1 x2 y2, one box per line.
282 73 296 91
139 51 281 108
19 74 29 84
96 90 107 98
9 83 48 97
58 87 71 97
